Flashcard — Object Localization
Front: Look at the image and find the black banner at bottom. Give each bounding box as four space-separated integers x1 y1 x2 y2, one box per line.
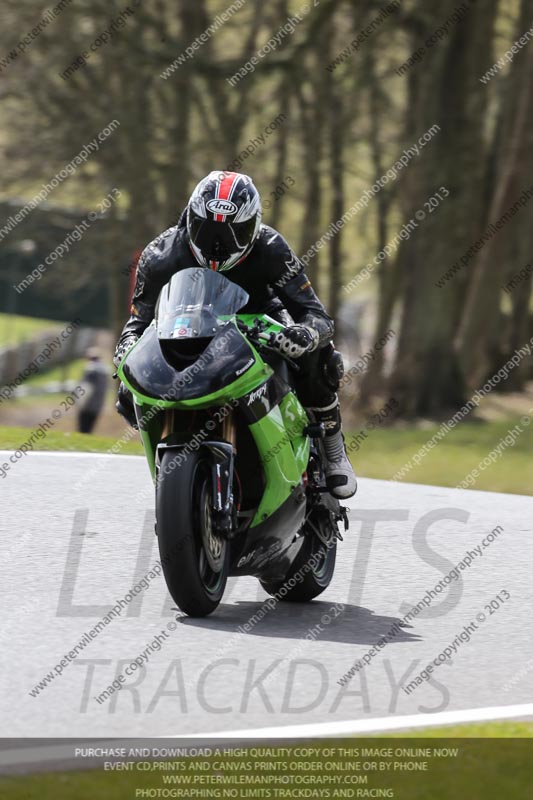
0 738 532 799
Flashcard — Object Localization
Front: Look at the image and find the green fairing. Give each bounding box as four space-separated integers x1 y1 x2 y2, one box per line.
119 314 310 523
117 326 271 410
249 396 310 527
237 313 284 332
279 392 310 474
136 408 161 479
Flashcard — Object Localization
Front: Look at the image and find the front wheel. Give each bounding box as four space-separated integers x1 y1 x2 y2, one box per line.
156 449 229 617
260 527 337 602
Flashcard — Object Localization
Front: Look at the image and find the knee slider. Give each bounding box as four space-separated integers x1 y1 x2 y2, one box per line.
322 347 344 391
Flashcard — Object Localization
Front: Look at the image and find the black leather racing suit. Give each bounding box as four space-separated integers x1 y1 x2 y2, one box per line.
116 215 343 409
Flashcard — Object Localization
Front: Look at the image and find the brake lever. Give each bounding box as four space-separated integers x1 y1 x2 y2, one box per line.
239 324 301 372
256 340 301 373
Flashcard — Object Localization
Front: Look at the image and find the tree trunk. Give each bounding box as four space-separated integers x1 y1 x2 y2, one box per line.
388 0 499 416
454 0 533 388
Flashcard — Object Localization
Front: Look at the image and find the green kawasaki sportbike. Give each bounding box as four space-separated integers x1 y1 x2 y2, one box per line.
118 267 349 617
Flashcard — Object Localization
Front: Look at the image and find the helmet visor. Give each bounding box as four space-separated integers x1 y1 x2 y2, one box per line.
189 212 256 261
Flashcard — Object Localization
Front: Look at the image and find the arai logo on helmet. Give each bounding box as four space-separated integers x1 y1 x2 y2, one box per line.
206 199 238 216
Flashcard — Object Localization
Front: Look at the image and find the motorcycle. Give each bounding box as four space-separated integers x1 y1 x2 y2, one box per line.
117 267 349 617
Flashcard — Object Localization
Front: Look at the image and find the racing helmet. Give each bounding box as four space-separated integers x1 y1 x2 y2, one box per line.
186 171 262 271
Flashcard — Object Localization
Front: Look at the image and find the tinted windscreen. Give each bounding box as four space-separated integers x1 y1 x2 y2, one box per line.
156 267 249 339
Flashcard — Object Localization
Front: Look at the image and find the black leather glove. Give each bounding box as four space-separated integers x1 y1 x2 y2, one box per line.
273 325 319 358
113 336 138 369
116 382 138 429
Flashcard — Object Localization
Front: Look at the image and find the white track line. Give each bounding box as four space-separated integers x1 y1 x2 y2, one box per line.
185 702 533 738
0 450 142 460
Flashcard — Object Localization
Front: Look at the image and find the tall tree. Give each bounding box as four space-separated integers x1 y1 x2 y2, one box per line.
388 0 500 416
454 0 533 389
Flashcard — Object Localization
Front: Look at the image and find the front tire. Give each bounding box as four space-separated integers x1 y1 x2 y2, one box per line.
156 449 229 617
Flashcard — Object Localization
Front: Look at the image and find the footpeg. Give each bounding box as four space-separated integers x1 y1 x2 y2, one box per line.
339 506 350 531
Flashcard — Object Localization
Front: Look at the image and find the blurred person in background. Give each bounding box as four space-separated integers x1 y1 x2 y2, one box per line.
77 347 108 434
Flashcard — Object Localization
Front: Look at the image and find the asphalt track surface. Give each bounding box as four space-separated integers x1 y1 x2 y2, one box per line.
1 451 532 758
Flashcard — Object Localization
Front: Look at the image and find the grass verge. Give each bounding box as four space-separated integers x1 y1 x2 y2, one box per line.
347 417 533 496
20 358 86 389
0 425 143 455
0 312 63 347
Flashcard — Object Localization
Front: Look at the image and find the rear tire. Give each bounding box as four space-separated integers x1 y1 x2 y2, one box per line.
156 449 229 617
260 528 337 602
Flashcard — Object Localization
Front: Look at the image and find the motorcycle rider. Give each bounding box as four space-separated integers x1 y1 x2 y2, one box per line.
114 171 356 499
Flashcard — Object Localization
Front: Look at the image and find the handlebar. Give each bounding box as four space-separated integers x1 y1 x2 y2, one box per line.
236 321 300 372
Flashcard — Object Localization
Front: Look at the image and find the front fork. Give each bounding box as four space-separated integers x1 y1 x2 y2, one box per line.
207 442 235 535
157 409 237 536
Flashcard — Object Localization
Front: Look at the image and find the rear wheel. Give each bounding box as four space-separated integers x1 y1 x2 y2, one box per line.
156 449 229 617
260 525 337 602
